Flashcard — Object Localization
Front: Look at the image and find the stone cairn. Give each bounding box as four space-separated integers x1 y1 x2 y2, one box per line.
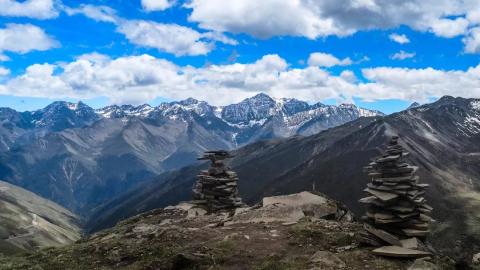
359 136 435 258
192 150 243 212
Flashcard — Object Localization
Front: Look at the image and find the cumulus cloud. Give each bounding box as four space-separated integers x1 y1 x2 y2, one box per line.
391 51 416 60
0 23 59 54
308 53 352 67
67 4 236 56
186 0 480 52
2 53 480 105
0 66 9 76
0 0 58 19
0 54 9 61
464 27 480 53
428 17 469 38
64 5 118 23
117 20 214 56
141 0 175 11
359 66 480 102
389 33 410 44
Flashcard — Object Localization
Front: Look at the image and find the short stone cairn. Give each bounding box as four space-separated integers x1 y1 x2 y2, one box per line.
192 150 243 212
360 136 434 258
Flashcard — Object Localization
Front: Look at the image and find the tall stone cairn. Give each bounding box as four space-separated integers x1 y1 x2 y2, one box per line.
359 136 435 258
192 150 243 212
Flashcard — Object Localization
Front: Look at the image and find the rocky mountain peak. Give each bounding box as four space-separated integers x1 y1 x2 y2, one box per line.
247 92 275 103
177 97 200 106
30 101 98 131
221 93 277 125
407 102 421 109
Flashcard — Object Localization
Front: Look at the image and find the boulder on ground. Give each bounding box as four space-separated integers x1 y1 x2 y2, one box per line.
230 191 353 224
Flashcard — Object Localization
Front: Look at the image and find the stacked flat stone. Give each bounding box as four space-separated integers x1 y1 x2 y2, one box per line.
359 136 434 258
192 150 243 212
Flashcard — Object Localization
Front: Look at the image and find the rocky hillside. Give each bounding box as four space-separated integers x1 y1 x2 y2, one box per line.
87 96 480 262
0 181 81 255
0 93 381 215
0 192 455 270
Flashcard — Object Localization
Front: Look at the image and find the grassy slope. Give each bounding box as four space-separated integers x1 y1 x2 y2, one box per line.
0 181 81 254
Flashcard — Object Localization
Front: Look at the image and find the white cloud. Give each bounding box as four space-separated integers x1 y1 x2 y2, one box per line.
464 27 480 53
64 5 118 23
117 20 214 56
141 0 175 11
0 0 58 19
308 53 352 67
359 66 480 102
186 0 348 39
2 53 480 105
428 17 469 38
389 33 410 44
200 31 238 46
67 4 236 56
0 54 10 61
391 51 416 60
186 0 480 52
0 23 59 54
0 66 9 76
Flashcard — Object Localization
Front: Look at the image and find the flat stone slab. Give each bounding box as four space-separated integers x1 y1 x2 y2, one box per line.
364 224 401 246
402 229 429 237
364 188 399 202
400 237 423 250
263 191 328 207
372 246 431 258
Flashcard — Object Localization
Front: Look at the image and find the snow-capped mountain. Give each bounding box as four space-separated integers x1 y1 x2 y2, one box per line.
30 101 99 131
95 93 383 136
0 93 382 214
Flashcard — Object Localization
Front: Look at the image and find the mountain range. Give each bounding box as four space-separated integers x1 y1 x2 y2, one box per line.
0 93 382 214
87 96 480 259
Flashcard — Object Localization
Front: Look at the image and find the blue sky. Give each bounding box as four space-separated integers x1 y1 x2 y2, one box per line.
0 0 480 114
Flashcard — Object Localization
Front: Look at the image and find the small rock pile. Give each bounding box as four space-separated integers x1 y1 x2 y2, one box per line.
192 150 243 212
360 136 434 258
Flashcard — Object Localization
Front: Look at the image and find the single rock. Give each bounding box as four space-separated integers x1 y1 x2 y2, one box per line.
263 191 328 207
165 202 195 211
364 224 401 246
400 237 424 250
263 191 338 219
310 251 346 268
187 207 207 218
472 252 480 264
372 246 431 258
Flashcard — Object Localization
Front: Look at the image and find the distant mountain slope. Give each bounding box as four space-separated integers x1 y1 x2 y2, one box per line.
0 180 81 254
87 96 480 258
0 94 381 214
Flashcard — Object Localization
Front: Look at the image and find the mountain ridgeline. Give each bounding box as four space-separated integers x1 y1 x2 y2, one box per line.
0 93 382 214
87 96 480 258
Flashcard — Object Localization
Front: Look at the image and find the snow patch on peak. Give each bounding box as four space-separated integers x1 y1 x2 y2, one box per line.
67 103 79 110
471 100 480 111
97 104 154 118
